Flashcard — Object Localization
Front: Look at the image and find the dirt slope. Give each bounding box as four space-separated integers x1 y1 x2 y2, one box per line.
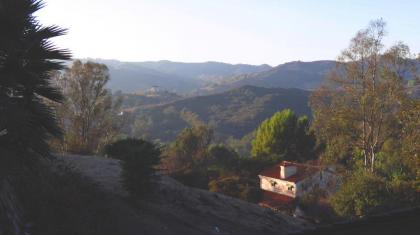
58 154 311 235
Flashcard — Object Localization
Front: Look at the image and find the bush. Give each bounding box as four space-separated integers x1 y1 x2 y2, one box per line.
105 138 161 196
172 170 210 189
239 185 262 203
208 176 262 203
105 138 143 160
331 172 388 217
162 126 213 175
299 187 327 209
207 144 239 168
209 176 242 198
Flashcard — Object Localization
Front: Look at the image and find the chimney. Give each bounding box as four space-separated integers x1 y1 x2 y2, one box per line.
280 162 297 179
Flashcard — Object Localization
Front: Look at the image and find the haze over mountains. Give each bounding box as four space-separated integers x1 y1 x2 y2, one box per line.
88 59 272 94
212 60 336 92
86 59 335 94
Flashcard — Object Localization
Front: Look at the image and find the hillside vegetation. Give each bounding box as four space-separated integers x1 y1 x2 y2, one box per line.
59 154 309 235
130 86 311 142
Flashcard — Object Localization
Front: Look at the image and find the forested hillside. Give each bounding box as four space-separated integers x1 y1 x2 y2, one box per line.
130 86 311 142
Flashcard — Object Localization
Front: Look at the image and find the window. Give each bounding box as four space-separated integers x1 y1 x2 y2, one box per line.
270 180 277 187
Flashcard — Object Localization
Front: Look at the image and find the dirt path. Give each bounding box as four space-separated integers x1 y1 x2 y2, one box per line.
57 154 310 235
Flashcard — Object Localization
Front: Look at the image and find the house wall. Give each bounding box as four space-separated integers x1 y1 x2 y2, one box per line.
295 169 336 197
259 176 297 198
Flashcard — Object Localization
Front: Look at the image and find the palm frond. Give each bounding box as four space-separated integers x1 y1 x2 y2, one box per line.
0 0 71 160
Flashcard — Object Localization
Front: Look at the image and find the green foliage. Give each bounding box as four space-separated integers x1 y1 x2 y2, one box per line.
163 126 213 173
161 125 270 201
399 100 420 185
207 144 239 169
295 116 317 161
239 185 262 203
331 172 388 217
310 20 420 219
105 138 161 196
54 60 123 154
331 169 420 218
209 177 242 198
160 125 271 203
226 131 255 157
162 125 213 188
208 176 261 203
252 109 296 158
0 0 70 160
206 155 269 202
234 157 274 178
131 86 311 142
251 109 316 162
310 20 417 172
299 187 327 209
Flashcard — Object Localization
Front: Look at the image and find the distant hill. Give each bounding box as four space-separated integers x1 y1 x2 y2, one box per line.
120 89 183 109
90 59 201 93
130 85 311 142
80 59 418 95
86 59 272 94
205 60 336 93
138 60 272 80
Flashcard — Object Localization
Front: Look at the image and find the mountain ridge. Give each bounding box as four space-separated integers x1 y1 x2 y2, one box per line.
83 59 336 94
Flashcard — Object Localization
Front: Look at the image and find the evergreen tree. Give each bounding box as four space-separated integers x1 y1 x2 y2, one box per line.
251 109 316 162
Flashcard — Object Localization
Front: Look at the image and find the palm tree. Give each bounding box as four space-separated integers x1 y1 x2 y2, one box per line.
0 0 71 161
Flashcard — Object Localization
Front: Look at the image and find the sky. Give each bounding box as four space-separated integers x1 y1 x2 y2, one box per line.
36 0 420 66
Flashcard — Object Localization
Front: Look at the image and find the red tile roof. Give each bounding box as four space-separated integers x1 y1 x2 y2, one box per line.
259 161 319 183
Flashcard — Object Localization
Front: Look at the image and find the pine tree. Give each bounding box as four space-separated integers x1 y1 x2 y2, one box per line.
251 109 316 162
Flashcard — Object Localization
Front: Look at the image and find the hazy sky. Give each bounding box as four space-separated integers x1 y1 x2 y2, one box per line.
37 0 420 66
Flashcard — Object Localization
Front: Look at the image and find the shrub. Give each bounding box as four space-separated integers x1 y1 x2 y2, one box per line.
162 125 213 175
209 176 242 198
207 144 239 168
331 172 388 217
208 176 262 203
105 138 161 196
299 187 327 209
239 185 262 203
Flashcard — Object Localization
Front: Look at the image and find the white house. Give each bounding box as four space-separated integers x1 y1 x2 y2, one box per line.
258 161 335 199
